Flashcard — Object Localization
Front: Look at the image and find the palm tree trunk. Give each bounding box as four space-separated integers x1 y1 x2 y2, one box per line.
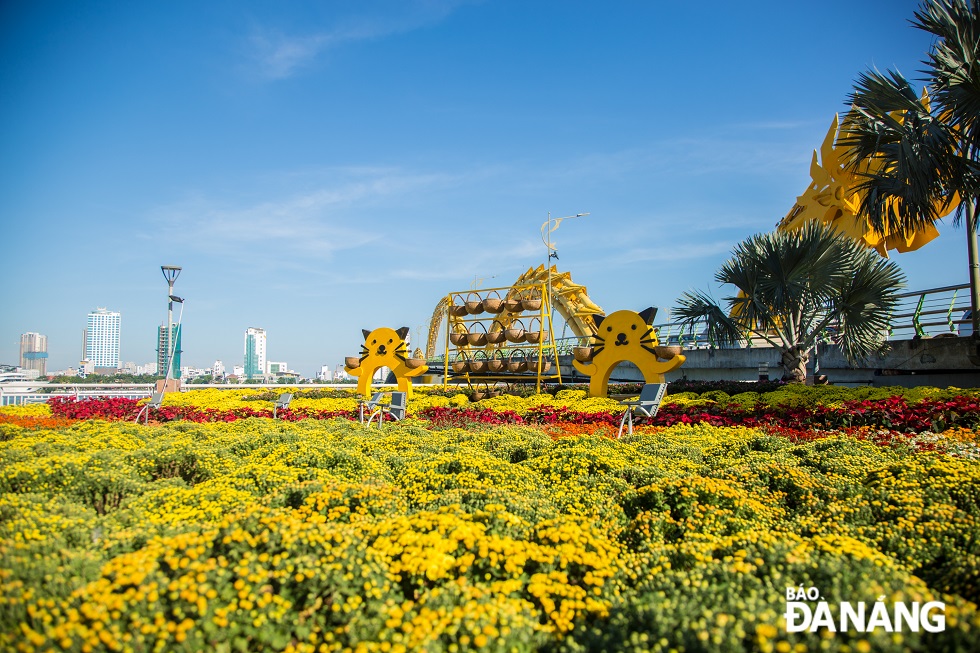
968 198 980 338
780 346 809 384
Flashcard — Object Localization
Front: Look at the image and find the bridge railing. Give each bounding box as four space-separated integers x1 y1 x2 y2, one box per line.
888 283 970 339
575 283 972 352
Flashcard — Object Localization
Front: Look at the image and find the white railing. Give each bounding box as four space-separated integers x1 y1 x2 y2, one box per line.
0 382 374 406
0 383 155 406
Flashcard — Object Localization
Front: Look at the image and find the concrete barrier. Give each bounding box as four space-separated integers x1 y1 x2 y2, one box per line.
559 335 980 388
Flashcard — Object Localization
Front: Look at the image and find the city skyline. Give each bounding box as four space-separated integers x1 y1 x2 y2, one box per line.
1 1 968 376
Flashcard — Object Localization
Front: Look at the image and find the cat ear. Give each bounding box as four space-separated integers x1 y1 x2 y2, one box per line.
362 329 371 340
396 327 410 340
593 314 605 328
638 307 658 325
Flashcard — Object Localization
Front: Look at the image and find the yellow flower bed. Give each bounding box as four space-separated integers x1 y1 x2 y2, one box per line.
477 389 621 415
1 418 979 652
0 403 52 417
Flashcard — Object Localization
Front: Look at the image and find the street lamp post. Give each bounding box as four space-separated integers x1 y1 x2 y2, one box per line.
163 296 184 391
540 212 589 311
160 266 181 384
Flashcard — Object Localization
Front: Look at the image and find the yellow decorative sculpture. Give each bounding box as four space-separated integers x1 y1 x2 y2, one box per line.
426 265 603 359
344 327 427 398
777 111 956 256
572 307 686 398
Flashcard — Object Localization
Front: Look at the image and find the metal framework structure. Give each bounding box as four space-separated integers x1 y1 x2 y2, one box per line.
441 281 561 394
426 265 603 359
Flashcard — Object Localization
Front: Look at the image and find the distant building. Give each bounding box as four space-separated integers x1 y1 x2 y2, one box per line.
267 361 288 374
213 360 225 378
137 362 158 375
244 327 267 380
19 332 48 376
232 365 245 377
182 366 210 380
156 323 182 379
84 308 121 371
334 364 352 381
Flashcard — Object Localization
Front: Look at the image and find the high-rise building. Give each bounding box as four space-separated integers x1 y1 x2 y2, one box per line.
19 332 48 376
156 323 182 378
244 327 267 380
84 308 121 371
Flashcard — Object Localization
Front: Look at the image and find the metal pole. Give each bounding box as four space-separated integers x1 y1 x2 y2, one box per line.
160 266 181 382
166 281 174 378
967 200 980 338
546 212 553 313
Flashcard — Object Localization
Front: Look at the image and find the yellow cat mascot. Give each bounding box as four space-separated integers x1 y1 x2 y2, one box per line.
345 326 427 398
572 307 685 397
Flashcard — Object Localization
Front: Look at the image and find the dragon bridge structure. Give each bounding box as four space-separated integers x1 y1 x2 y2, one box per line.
777 108 958 253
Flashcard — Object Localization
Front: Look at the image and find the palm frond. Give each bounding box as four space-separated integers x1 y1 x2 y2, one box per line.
674 289 747 347
913 0 980 153
674 222 905 375
839 69 962 234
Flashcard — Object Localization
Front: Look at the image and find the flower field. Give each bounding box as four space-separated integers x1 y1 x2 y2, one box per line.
1 386 979 652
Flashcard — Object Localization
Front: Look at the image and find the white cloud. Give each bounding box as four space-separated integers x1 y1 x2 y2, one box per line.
247 0 479 80
147 167 457 263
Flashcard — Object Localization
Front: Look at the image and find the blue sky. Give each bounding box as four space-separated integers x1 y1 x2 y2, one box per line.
0 0 964 376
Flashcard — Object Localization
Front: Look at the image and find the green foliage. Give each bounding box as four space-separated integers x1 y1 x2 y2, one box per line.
2 418 979 651
675 222 906 382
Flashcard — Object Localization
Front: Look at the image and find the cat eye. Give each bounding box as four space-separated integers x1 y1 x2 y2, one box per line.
388 339 393 343
371 339 376 344
607 326 612 332
631 324 637 330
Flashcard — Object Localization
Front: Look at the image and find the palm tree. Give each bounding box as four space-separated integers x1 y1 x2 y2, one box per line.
839 0 980 333
674 222 905 383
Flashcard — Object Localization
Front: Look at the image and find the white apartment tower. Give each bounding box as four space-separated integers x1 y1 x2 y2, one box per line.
243 327 267 380
84 308 121 370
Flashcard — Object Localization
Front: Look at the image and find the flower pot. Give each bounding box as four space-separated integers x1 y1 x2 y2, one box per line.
506 350 528 373
524 318 547 344
572 346 595 362
451 352 469 374
468 358 488 373
405 358 426 369
345 356 361 369
450 332 468 346
486 320 507 344
465 292 484 315
520 288 542 312
487 350 506 373
504 318 526 343
503 298 522 313
466 322 489 347
483 291 504 314
653 345 683 360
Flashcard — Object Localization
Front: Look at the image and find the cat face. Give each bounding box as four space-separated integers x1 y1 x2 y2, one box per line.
591 307 659 357
360 326 410 362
